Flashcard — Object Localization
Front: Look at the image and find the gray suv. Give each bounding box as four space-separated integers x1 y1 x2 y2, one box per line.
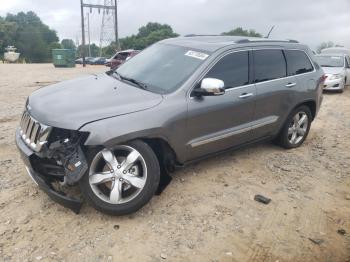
16 36 324 215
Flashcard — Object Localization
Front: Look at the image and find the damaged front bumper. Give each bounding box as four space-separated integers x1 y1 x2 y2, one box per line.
15 128 87 214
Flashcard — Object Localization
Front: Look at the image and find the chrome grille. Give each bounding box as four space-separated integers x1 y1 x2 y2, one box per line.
19 111 51 152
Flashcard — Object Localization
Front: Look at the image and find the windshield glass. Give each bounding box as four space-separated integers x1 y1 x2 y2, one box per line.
116 43 210 94
315 56 344 67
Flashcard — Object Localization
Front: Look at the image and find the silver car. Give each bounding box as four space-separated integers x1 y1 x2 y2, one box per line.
315 53 350 92
16 36 324 215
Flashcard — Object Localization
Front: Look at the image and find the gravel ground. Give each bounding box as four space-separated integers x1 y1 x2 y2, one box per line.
0 64 349 262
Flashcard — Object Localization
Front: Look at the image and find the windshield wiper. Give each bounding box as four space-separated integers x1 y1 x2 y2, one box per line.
321 65 337 67
118 74 148 90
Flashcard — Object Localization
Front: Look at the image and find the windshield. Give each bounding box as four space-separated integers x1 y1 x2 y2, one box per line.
115 43 210 94
315 56 344 67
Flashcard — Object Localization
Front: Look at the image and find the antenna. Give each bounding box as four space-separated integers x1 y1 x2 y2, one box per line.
265 25 275 38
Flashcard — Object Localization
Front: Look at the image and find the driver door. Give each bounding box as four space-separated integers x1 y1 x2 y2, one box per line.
185 50 256 161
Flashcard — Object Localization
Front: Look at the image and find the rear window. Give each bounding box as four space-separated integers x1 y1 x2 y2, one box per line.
254 50 286 83
284 50 313 75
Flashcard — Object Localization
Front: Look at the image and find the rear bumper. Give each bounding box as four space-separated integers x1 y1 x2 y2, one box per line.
15 128 83 214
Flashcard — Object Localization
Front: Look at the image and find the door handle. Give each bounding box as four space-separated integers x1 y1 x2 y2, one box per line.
239 93 253 99
286 82 297 88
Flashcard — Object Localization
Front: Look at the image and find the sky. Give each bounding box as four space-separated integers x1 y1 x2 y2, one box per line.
1 0 350 51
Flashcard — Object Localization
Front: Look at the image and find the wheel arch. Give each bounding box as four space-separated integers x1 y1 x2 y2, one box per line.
293 100 316 121
139 137 179 173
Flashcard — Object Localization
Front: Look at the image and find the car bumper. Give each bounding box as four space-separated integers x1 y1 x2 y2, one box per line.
323 78 343 90
15 128 83 214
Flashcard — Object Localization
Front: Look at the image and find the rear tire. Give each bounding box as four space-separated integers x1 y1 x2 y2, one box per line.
276 106 312 149
80 140 160 215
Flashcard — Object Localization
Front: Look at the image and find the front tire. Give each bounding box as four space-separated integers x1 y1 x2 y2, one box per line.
80 140 160 215
276 106 312 149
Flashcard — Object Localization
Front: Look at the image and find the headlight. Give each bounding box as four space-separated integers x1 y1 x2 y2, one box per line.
328 74 343 80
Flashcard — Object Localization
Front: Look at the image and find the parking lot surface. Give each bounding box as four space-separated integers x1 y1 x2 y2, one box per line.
0 64 349 261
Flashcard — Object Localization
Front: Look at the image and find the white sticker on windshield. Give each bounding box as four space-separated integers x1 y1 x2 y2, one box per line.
331 56 341 59
185 50 209 60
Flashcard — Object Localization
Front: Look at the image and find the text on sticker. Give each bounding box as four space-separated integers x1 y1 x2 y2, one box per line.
185 50 209 60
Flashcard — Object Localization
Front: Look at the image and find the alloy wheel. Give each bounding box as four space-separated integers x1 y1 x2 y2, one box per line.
287 111 308 145
89 146 147 204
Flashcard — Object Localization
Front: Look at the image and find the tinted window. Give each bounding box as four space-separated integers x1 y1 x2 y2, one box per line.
285 50 314 75
254 50 286 83
205 51 249 89
117 43 208 94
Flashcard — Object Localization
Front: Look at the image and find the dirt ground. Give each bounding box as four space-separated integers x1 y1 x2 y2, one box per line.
0 64 349 262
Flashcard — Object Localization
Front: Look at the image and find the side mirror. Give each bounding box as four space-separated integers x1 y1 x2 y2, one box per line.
192 78 225 97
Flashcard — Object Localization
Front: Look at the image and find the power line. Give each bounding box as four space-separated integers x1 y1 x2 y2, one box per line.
80 0 119 66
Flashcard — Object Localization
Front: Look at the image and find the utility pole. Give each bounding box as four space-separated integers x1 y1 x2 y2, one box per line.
114 0 120 50
80 0 86 67
80 0 120 62
87 12 91 57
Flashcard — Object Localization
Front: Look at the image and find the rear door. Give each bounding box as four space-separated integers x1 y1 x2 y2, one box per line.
186 50 256 160
251 48 315 139
250 48 295 139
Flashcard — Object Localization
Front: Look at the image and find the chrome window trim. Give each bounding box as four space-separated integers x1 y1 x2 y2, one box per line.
189 116 278 148
188 47 316 98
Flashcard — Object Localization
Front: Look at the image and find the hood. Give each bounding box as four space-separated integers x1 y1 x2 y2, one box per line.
322 67 345 75
28 73 163 130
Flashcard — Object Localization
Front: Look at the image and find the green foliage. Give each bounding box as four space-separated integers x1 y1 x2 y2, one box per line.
77 43 100 58
61 39 76 50
101 42 119 58
0 11 60 62
120 22 179 50
316 41 335 54
221 27 262 37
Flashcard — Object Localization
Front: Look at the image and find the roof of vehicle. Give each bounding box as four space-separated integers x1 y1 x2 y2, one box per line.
321 47 350 55
316 53 345 57
160 35 305 52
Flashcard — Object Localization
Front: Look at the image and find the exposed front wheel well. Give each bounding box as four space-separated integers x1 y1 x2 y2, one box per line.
140 138 178 174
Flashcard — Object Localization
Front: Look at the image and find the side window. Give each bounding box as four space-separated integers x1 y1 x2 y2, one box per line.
284 50 314 75
205 51 249 89
254 50 286 83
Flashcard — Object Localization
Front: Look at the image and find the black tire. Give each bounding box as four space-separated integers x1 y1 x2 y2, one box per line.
80 140 160 215
275 105 312 149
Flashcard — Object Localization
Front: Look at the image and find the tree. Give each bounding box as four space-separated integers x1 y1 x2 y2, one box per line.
77 43 100 58
61 39 76 50
221 27 262 37
316 41 335 53
119 22 179 50
0 17 18 59
1 11 60 62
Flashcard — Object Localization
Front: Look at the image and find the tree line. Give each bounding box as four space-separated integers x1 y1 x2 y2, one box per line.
1 11 340 62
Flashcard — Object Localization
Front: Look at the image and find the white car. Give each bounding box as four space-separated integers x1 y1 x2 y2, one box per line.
315 54 350 92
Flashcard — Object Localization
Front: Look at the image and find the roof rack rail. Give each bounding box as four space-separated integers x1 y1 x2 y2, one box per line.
235 38 299 44
184 34 222 37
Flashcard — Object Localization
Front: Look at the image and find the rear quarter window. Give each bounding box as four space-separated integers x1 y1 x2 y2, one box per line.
284 50 314 76
253 49 287 83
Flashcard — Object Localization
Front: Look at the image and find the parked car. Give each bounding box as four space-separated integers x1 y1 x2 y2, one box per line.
321 47 350 56
106 49 139 69
90 57 107 65
75 57 95 65
16 36 324 215
75 58 83 64
315 54 350 92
